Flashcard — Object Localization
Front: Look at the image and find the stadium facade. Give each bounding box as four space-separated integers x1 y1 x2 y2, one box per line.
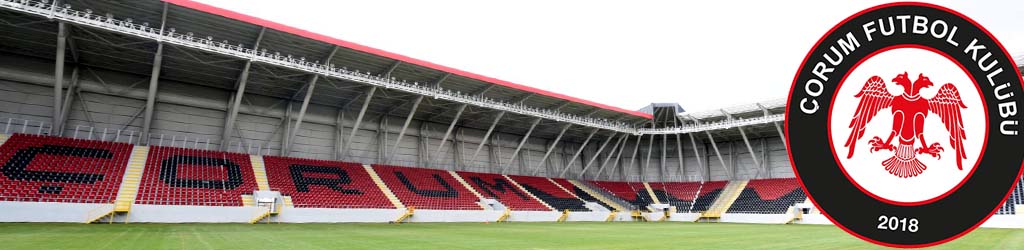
0 0 1021 226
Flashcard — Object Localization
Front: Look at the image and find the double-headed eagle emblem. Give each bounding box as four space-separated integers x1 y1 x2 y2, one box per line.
843 72 967 178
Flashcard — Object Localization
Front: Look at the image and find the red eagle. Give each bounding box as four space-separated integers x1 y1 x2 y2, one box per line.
843 72 967 178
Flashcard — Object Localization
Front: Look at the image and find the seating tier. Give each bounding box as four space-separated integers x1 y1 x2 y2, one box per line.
0 134 131 203
457 172 550 211
135 146 258 206
373 165 481 210
727 178 806 214
508 175 589 211
263 156 393 209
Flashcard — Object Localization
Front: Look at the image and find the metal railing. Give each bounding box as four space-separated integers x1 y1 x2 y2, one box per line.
0 0 789 135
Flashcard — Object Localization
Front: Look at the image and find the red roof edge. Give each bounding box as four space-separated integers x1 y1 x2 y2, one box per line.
162 0 653 120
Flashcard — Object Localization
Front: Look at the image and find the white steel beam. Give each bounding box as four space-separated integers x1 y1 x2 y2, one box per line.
220 27 265 150
688 133 706 181
501 118 542 174
579 132 620 178
593 134 627 179
430 104 466 166
469 111 505 164
704 131 731 180
722 110 761 179
559 128 599 177
530 124 572 175
385 96 423 164
53 21 67 134
139 3 168 145
340 87 376 160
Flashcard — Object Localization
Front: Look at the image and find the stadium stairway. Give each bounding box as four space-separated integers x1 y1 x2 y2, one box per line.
108 145 150 222
88 146 149 223
448 171 491 210
363 165 405 209
502 174 555 211
699 180 748 221
249 155 270 191
567 180 627 211
241 195 255 207
548 178 580 199
642 182 662 204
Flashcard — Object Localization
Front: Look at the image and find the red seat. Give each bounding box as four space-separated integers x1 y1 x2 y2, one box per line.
458 172 550 211
135 146 257 206
373 165 480 210
0 134 131 203
263 156 393 209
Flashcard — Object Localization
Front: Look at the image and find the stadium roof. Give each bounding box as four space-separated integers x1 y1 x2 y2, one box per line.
165 0 652 120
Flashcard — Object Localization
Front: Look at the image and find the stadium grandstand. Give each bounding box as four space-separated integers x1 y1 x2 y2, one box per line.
0 0 1022 236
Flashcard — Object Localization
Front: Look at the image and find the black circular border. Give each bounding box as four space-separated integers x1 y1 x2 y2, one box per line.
786 2 1024 248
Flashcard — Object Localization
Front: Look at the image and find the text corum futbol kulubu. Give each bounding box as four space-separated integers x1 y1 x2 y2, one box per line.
786 2 1024 248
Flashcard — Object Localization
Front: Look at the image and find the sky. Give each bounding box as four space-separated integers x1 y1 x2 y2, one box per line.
196 0 1024 114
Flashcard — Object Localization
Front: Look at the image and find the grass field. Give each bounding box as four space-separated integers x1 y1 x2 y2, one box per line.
0 222 1021 249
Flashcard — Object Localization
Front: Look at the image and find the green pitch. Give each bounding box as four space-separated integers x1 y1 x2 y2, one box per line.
0 222 1020 249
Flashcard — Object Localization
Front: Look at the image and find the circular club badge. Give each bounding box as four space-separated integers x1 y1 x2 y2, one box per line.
786 2 1024 247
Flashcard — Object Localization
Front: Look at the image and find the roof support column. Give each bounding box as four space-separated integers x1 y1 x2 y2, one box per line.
333 110 344 160
221 27 265 150
469 111 505 164
140 3 168 145
140 43 164 145
284 75 318 156
723 110 761 179
431 104 466 166
604 135 631 180
757 103 788 151
674 117 686 181
594 134 627 179
559 128 599 177
643 133 654 181
579 133 620 178
501 118 541 174
661 133 668 182
704 131 731 180
626 133 642 180
279 101 293 156
529 124 571 175
692 134 708 180
53 22 67 134
340 87 376 160
385 96 423 164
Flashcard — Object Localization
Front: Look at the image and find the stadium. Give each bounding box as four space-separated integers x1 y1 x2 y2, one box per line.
0 0 1022 248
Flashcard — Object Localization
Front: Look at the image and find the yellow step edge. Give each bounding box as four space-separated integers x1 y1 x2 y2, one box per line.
448 171 490 210
701 180 748 218
548 178 582 200
643 182 662 204
363 165 405 209
502 175 555 211
113 146 149 212
248 155 271 191
567 180 627 212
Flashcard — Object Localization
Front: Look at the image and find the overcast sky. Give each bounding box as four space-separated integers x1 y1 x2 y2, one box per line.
197 0 1023 114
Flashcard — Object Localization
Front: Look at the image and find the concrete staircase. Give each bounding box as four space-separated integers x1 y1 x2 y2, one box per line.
114 146 149 213
503 175 555 211
249 155 270 191
568 180 627 211
363 165 405 209
448 171 489 210
282 196 294 207
699 180 748 221
241 195 255 207
642 182 662 204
